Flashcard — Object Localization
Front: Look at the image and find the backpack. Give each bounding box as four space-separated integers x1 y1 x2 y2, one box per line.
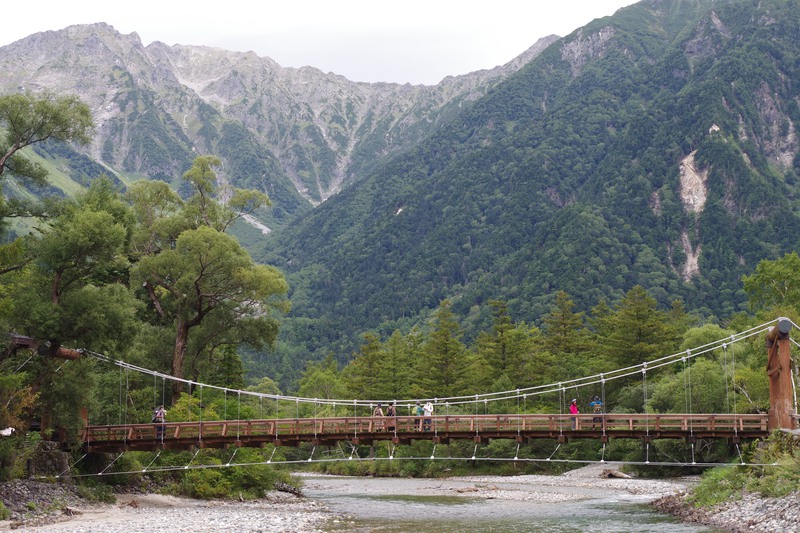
593 402 602 414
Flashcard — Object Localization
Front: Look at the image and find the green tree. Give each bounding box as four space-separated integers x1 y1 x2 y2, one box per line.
297 356 348 417
344 332 385 400
0 92 94 276
541 291 596 379
474 300 539 388
131 225 289 400
130 156 288 401
6 178 139 353
597 285 678 370
742 252 800 314
0 92 93 182
420 299 468 398
181 155 271 232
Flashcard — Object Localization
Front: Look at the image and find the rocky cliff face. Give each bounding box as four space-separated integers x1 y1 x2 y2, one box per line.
0 23 557 217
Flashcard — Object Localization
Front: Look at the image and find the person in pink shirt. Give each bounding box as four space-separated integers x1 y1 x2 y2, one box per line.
569 398 579 429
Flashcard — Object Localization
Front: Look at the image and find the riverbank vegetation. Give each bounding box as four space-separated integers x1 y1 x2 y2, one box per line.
689 431 800 507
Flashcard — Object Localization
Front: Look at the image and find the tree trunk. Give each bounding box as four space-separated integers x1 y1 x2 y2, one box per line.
171 318 190 402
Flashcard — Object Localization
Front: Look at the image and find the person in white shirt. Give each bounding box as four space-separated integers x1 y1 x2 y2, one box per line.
423 401 434 431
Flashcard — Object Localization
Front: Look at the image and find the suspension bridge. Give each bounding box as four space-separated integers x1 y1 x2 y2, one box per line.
8 318 800 463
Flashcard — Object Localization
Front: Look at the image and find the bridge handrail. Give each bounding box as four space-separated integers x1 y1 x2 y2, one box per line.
81 412 770 444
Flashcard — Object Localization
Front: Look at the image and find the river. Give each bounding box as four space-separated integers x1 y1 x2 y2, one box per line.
300 466 727 532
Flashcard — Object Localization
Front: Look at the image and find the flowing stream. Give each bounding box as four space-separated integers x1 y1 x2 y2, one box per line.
300 470 727 533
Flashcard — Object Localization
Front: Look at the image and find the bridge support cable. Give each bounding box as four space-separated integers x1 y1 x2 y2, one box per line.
729 337 740 439
74 319 778 416
184 449 200 469
236 391 241 442
99 452 125 475
547 443 561 461
117 366 124 426
722 344 731 413
353 400 358 441
142 450 162 472
198 385 203 444
226 447 238 466
642 363 650 464
56 453 87 478
600 375 607 439
313 399 318 440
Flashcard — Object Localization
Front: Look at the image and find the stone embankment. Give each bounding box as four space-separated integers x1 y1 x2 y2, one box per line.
653 490 800 532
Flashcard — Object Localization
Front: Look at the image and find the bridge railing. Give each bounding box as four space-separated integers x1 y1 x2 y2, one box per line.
81 412 769 447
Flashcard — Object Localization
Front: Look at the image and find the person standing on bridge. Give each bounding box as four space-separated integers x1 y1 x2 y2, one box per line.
589 396 603 429
153 404 167 439
569 399 579 430
385 403 396 432
423 400 434 431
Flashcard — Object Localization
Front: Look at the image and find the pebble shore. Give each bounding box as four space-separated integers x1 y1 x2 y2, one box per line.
653 490 800 533
0 480 334 532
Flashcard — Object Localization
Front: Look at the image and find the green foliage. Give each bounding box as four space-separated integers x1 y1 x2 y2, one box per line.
0 91 93 182
689 465 748 507
689 432 800 506
743 252 800 313
76 480 117 503
158 449 297 499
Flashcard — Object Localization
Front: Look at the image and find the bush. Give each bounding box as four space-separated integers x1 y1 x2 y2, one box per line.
688 465 747 506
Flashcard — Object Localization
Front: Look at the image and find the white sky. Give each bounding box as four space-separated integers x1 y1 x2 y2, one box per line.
1 1 638 85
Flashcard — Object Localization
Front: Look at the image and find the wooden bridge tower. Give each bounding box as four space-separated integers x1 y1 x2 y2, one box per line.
766 317 795 430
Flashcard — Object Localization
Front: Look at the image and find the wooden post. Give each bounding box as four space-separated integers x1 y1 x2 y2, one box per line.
766 318 794 430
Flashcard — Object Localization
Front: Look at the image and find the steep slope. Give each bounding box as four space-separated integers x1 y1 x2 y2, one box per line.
0 24 555 227
261 0 800 360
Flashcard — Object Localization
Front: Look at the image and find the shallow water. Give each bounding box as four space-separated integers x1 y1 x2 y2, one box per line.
302 474 727 533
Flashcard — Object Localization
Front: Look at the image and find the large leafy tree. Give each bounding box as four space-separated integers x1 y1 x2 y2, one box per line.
3 179 140 438
0 92 93 182
130 156 288 400
0 92 94 276
742 252 800 316
6 178 138 352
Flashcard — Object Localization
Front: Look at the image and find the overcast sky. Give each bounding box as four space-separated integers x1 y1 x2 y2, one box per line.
2 0 638 85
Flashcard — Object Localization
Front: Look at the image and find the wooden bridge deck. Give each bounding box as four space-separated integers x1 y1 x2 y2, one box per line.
80 413 770 453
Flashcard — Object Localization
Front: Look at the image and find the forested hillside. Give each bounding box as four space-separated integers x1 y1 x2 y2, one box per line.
259 0 800 379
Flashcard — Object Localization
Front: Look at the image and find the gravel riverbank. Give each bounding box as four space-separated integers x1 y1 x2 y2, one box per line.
653 490 800 532
0 481 335 532
2 464 797 532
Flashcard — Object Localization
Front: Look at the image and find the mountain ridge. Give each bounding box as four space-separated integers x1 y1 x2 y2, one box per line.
0 22 557 223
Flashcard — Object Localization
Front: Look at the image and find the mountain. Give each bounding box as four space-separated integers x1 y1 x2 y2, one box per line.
258 0 800 370
0 23 556 229
3 1 800 389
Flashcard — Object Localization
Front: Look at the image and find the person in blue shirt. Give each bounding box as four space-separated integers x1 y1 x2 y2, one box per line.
589 396 603 429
